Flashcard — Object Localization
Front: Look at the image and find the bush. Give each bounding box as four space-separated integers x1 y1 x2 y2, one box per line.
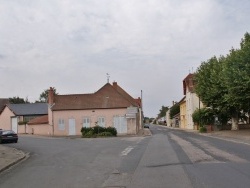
192 108 214 126
82 130 96 138
81 126 117 137
81 127 92 134
93 126 105 134
199 126 207 133
97 132 113 137
106 127 117 136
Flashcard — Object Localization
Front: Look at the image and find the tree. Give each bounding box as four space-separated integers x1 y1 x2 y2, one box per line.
9 96 29 104
157 106 169 118
221 33 250 129
36 87 58 103
170 103 180 119
192 108 214 126
195 32 250 130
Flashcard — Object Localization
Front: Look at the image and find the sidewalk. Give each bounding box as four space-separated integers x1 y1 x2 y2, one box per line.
0 144 26 173
205 129 250 145
165 125 250 145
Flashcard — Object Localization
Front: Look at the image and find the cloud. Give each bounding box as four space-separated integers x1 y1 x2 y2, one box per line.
0 0 250 117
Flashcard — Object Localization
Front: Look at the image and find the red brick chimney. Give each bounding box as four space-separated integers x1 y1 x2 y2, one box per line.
113 82 118 90
48 87 54 105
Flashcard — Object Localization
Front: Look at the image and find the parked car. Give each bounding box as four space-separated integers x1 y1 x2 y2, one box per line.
144 124 149 128
0 130 18 144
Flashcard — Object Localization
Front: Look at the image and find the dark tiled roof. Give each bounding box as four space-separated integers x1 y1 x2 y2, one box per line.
0 98 9 113
7 103 48 116
51 83 139 111
28 115 48 125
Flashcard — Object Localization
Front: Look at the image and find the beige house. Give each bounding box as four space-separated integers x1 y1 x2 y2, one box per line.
0 103 48 133
179 97 187 129
29 82 143 136
183 74 203 129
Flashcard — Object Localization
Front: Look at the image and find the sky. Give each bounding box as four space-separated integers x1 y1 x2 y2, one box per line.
1 0 250 118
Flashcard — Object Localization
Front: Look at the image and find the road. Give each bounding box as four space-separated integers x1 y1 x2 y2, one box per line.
1 125 250 188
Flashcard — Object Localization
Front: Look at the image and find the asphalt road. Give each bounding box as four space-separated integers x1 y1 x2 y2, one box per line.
1 125 250 188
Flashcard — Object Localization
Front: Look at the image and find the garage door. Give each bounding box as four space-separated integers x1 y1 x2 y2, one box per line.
113 116 127 134
11 117 18 133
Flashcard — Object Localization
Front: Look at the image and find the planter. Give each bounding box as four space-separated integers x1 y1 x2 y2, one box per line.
206 125 213 132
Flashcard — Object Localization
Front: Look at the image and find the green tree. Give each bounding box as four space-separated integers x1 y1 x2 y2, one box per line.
195 32 250 130
221 33 250 129
36 87 58 103
170 103 180 119
9 96 29 104
157 106 169 118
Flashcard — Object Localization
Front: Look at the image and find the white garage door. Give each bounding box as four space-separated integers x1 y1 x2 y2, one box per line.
68 118 76 136
11 117 18 133
113 116 127 134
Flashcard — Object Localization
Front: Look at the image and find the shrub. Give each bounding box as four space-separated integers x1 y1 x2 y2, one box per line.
192 108 214 126
97 132 113 137
106 127 117 136
93 126 105 134
81 127 92 134
82 130 95 138
199 126 207 133
81 126 117 137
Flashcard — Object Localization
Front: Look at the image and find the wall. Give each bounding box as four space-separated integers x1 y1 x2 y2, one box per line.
27 124 53 135
186 92 203 129
51 108 133 136
180 101 187 129
0 107 15 130
166 110 171 127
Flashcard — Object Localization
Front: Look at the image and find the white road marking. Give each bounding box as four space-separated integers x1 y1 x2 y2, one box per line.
121 146 134 156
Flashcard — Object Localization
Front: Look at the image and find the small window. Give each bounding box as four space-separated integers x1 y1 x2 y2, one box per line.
58 119 65 130
83 117 90 128
98 117 105 127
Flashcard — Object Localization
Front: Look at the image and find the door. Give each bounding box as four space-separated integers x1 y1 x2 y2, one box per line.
68 118 76 135
113 116 127 134
11 117 18 133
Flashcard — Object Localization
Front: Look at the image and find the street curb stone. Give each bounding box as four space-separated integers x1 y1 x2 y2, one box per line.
0 145 27 174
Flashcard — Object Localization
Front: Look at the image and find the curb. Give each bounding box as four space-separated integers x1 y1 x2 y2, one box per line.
0 149 28 174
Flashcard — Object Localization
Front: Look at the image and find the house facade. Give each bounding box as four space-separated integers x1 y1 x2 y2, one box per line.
0 103 48 133
31 82 142 136
179 97 187 129
183 74 203 129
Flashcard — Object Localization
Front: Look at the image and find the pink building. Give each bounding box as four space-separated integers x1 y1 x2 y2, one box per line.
29 82 143 136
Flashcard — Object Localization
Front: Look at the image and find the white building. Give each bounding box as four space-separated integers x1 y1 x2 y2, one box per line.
183 74 203 129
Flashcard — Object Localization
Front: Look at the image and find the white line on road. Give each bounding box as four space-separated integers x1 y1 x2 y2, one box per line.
121 146 134 156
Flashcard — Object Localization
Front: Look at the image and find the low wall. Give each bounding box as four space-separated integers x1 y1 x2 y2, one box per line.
27 124 53 136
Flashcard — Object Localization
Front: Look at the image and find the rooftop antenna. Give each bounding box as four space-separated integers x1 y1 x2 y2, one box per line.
106 73 110 83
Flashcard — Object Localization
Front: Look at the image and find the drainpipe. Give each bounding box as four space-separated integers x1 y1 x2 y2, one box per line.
49 103 55 136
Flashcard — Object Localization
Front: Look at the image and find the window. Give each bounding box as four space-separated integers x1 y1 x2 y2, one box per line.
83 117 90 128
98 117 105 127
58 119 65 130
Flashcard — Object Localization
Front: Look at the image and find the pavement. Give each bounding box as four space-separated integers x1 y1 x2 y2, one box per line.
0 144 26 173
0 128 249 174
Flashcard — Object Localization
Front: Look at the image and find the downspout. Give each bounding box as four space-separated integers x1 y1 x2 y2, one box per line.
49 103 55 136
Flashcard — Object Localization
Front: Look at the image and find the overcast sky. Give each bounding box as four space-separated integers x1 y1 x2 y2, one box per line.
0 0 250 118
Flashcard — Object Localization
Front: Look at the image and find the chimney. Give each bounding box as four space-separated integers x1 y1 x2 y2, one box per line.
48 87 54 105
113 82 118 90
172 101 175 106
